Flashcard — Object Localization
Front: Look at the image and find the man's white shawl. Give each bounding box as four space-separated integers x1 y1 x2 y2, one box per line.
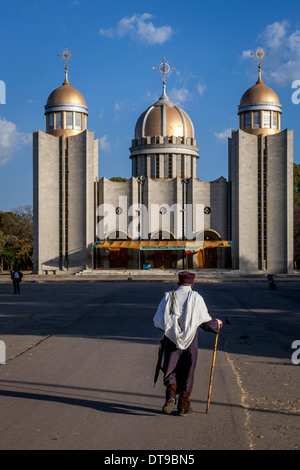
153 287 212 350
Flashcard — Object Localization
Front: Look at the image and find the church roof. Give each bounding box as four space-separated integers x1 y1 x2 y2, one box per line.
46 47 87 108
46 73 86 106
135 57 195 140
240 76 280 107
239 46 280 108
134 89 194 140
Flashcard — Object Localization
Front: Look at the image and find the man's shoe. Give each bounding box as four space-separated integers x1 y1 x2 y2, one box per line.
162 396 176 414
177 407 192 417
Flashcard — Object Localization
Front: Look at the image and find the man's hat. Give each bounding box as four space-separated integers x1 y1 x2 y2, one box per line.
178 271 195 285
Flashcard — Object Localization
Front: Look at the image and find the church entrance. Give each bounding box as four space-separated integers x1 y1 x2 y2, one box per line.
198 248 217 269
153 250 173 269
94 238 233 270
196 229 231 269
109 248 128 268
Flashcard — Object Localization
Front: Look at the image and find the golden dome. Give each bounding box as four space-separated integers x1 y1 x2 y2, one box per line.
135 91 194 139
44 70 88 137
46 74 86 106
130 83 199 178
240 74 279 106
238 70 282 137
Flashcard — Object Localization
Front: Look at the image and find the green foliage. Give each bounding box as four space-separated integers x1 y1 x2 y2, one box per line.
294 163 300 206
109 176 128 182
0 205 33 271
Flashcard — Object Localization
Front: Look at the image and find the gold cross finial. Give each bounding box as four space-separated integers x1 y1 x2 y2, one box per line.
57 46 75 84
58 46 75 70
153 57 176 92
251 45 269 82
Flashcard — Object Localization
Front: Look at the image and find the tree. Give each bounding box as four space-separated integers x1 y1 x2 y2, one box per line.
0 205 33 271
109 177 128 182
0 230 7 272
294 163 300 206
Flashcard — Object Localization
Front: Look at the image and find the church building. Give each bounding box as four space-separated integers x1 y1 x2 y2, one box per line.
33 48 294 274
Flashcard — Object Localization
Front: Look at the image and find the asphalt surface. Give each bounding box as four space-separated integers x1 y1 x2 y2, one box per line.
0 279 299 451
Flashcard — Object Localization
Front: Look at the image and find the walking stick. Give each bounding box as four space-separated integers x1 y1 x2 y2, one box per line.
206 323 222 414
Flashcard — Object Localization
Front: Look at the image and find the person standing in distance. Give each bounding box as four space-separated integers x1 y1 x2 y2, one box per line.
11 266 23 294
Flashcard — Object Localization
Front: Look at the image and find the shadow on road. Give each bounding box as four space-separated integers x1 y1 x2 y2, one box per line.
0 379 297 418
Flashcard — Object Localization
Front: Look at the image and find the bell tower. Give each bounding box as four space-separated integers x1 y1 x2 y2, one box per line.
33 48 98 274
229 46 293 273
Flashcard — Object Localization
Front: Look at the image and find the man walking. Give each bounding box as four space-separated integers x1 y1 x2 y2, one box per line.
153 271 222 416
11 267 23 294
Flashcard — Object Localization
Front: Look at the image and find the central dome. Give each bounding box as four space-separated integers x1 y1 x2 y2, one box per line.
130 84 199 180
135 90 194 139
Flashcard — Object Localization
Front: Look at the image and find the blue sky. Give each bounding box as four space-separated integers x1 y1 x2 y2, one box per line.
1 0 300 211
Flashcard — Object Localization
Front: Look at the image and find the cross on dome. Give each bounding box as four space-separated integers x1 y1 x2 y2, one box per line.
57 46 75 85
153 57 176 95
251 45 269 83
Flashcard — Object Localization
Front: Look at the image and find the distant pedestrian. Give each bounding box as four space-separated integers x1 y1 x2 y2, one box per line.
11 267 23 294
153 271 222 416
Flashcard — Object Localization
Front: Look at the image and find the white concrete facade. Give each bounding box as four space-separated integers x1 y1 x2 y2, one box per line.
33 66 294 274
33 130 98 274
228 128 294 273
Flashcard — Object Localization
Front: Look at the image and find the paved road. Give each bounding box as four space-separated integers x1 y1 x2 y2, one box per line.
0 280 299 451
